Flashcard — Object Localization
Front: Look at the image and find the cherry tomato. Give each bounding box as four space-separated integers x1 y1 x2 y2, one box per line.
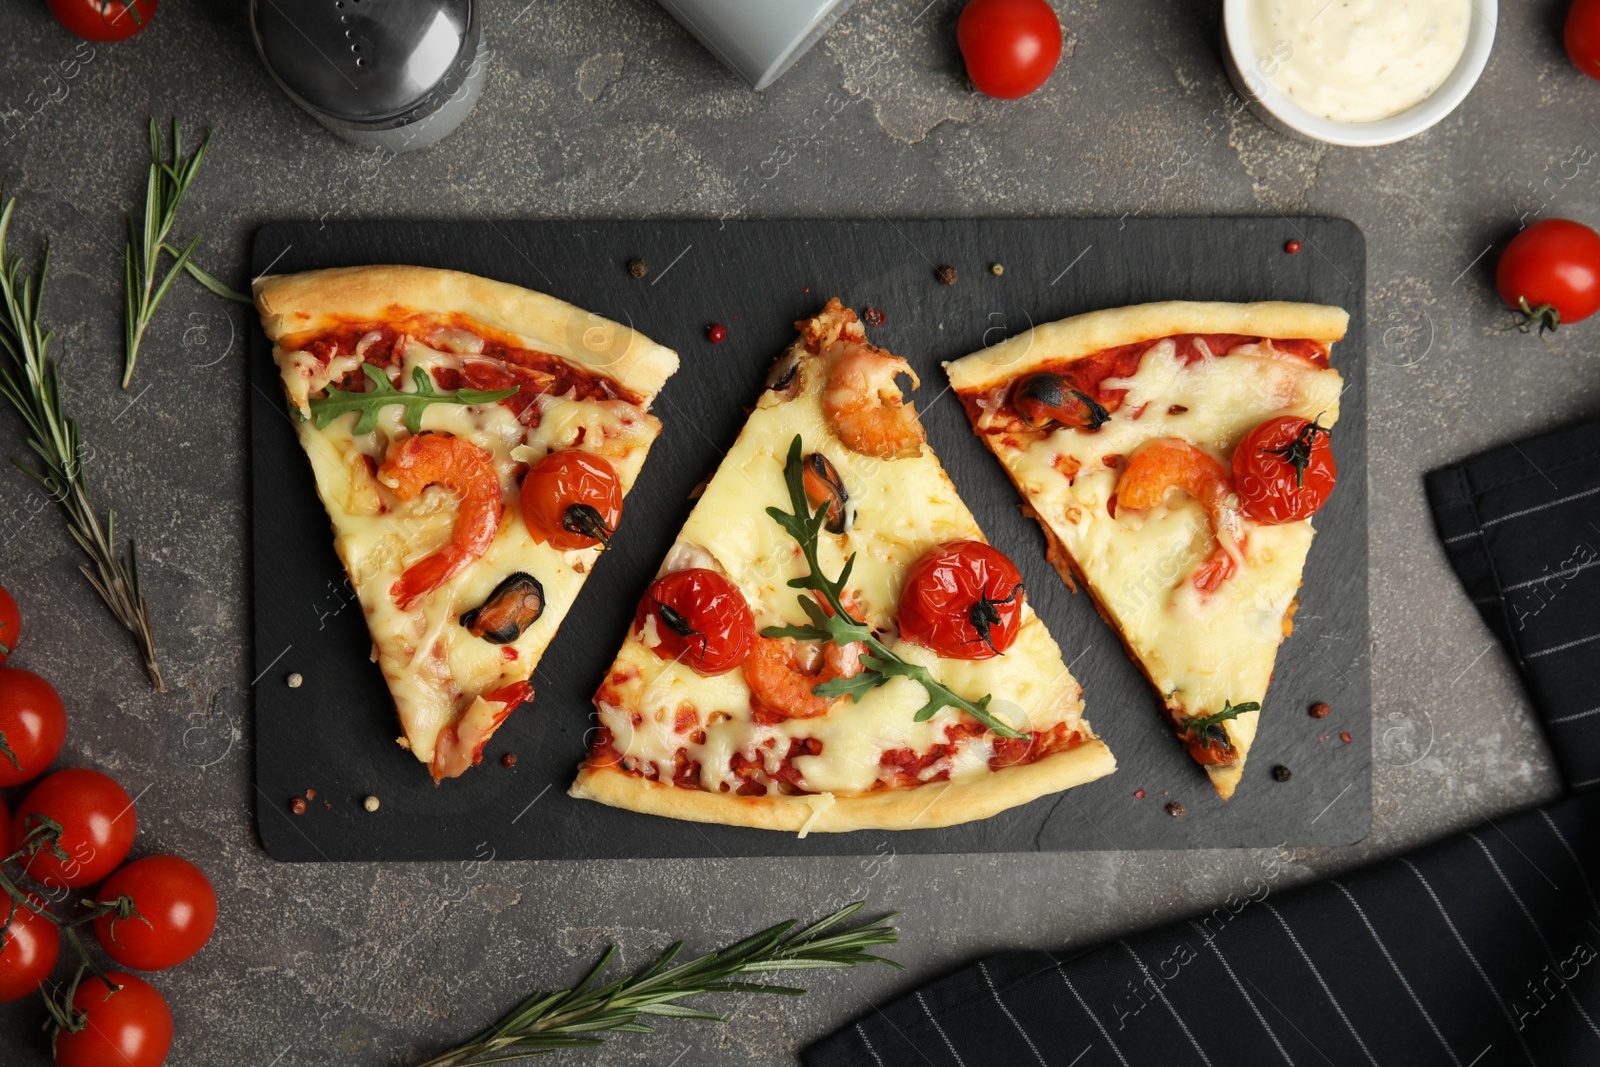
0 668 67 788
1232 416 1337 524
1568 0 1600 81
53 971 173 1067
13 768 137 890
1496 218 1600 334
0 892 59 1002
520 451 623 551
0 583 19 666
94 855 217 971
898 541 1026 660
0 795 10 856
48 0 157 41
635 569 754 676
957 0 1064 99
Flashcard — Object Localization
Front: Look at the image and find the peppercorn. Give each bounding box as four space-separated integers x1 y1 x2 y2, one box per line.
1285 239 1303 255
363 795 381 812
287 672 303 688
1341 731 1353 744
707 323 727 343
1309 702 1331 719
1272 765 1292 782
627 258 648 279
936 265 958 286
863 306 886 327
990 262 1004 276
502 752 519 769
1165 801 1186 818
290 797 307 815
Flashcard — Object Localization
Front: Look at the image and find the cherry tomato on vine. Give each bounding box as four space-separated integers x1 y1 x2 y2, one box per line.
0 583 20 666
94 855 218 971
0 892 59 1002
53 971 173 1067
957 0 1064 99
1568 0 1600 81
1232 416 1337 524
1496 218 1600 334
48 0 157 41
520 450 623 551
0 668 67 788
13 768 137 890
635 569 754 676
0 795 10 856
898 541 1025 660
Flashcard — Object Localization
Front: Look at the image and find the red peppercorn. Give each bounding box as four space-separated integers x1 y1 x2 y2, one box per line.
290 797 307 815
1340 731 1353 744
502 752 518 769
707 323 727 343
1310 702 1331 719
1285 239 1303 254
1133 789 1145 799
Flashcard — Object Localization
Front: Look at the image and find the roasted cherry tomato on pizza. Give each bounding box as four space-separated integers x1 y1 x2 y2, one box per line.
94 855 218 971
13 768 137 889
1232 416 1336 524
957 0 1064 99
0 892 59 1002
0 668 68 788
53 971 173 1067
49 0 157 41
1496 218 1600 335
521 450 623 551
636 568 754 676
0 582 19 666
1568 0 1600 81
899 541 1025 660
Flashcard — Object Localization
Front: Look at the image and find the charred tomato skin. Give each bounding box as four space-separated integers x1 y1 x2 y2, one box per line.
1232 415 1336 524
898 541 1026 660
521 450 623 551
636 569 755 676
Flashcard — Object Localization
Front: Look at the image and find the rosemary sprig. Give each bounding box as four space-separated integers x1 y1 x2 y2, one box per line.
0 198 164 690
1178 699 1260 744
762 435 1025 739
415 901 900 1066
123 118 214 388
309 364 519 435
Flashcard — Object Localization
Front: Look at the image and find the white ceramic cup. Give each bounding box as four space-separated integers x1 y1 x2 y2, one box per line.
1221 0 1498 147
656 0 857 90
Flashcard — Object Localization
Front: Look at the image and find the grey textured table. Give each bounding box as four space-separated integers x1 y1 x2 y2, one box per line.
0 2 1587 1064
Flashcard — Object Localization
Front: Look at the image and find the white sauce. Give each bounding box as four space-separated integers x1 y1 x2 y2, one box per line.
1249 0 1471 123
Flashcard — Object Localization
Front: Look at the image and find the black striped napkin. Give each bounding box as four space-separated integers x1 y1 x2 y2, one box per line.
806 415 1600 1067
1426 416 1600 790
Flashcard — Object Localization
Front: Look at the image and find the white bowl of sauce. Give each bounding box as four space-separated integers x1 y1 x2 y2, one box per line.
1223 0 1496 146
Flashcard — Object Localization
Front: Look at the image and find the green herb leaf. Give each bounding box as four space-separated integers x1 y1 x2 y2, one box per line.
0 197 164 689
412 902 898 1067
123 118 218 388
763 435 1024 739
1179 699 1261 737
310 364 518 435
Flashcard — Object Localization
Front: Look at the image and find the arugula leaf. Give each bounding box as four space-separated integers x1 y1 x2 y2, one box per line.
309 364 518 435
759 435 1024 739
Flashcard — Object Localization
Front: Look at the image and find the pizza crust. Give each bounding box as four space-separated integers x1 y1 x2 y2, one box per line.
253 265 679 403
569 738 1117 833
943 300 1349 393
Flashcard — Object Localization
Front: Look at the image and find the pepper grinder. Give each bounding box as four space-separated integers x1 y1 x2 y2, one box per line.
249 0 487 152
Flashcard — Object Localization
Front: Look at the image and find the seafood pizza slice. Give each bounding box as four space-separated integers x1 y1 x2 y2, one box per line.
945 301 1348 799
570 298 1115 833
255 265 678 781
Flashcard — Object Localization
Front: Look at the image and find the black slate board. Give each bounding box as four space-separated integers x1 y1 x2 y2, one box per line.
251 218 1370 862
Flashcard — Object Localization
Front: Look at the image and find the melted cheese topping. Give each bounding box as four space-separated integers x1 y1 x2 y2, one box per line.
977 339 1341 728
283 335 660 766
594 347 1089 798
